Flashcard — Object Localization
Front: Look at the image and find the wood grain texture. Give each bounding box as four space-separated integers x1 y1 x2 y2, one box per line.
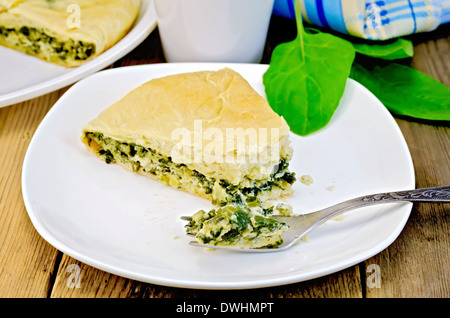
50 254 362 298
0 93 65 297
0 15 448 298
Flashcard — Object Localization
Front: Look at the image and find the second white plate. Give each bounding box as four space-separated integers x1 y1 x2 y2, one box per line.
0 0 156 107
22 63 415 289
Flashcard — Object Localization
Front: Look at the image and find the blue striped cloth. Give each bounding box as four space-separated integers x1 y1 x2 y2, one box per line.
273 0 450 40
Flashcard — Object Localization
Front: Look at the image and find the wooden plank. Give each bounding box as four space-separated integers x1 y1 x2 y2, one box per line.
0 93 65 297
50 254 362 298
411 24 449 85
364 201 449 297
50 256 132 298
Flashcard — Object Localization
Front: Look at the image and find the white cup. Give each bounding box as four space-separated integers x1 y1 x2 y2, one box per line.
154 0 275 63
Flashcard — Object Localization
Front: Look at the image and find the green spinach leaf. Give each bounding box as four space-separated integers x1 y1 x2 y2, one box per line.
264 1 447 129
350 60 450 121
305 27 414 60
263 1 355 136
351 37 414 60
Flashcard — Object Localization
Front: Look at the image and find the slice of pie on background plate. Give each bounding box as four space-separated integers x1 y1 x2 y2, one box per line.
0 0 140 67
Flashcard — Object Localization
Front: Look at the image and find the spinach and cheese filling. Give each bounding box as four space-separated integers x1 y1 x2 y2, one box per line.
84 132 296 206
0 26 95 62
186 204 290 248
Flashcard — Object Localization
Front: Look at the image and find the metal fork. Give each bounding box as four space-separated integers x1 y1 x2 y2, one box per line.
181 185 450 253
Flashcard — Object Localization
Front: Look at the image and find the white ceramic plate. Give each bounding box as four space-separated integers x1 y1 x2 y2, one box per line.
22 63 415 290
0 0 156 108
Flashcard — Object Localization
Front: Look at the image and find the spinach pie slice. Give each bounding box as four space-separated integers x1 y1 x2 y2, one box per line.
82 68 296 206
0 0 140 67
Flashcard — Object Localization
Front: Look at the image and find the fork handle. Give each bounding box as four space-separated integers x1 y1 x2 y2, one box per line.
359 185 450 203
313 185 450 224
